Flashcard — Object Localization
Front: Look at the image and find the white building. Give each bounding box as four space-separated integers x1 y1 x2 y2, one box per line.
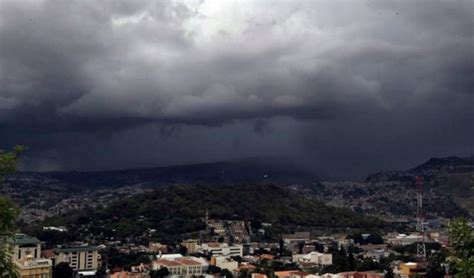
199 243 243 257
152 257 206 277
157 253 183 260
387 234 423 246
293 252 332 266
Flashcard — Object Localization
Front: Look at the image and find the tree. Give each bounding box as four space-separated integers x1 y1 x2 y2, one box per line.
379 257 394 278
150 267 170 278
446 218 474 278
297 241 305 254
314 242 324 253
356 258 381 272
220 268 234 278
238 269 251 278
0 146 24 178
349 233 384 245
279 237 284 255
366 234 384 245
207 265 222 274
0 145 24 278
348 247 355 271
52 262 74 278
426 251 446 278
179 245 188 256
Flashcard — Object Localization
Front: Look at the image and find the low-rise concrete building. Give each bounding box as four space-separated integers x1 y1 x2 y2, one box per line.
282 232 311 245
387 234 423 246
398 262 427 278
153 259 183 275
293 252 333 266
200 242 243 257
214 257 238 272
182 239 199 254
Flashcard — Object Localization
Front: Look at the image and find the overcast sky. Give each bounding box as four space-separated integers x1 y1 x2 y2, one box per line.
0 0 473 179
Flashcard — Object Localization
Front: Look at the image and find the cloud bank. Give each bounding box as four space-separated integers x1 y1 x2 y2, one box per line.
0 0 473 178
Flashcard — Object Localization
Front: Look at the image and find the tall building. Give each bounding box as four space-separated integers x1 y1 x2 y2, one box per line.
54 245 100 275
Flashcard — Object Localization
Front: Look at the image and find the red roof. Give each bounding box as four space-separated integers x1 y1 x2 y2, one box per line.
154 259 182 267
238 264 256 270
175 258 201 266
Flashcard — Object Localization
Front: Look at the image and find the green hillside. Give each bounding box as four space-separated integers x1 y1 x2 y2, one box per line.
41 184 384 243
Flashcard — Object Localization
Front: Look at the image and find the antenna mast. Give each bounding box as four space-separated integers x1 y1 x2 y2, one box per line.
415 176 426 258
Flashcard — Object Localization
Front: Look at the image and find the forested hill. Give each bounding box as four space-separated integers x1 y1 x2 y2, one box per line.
41 184 384 242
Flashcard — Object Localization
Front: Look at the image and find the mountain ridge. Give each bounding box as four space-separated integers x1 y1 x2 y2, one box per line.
13 156 320 189
365 156 474 215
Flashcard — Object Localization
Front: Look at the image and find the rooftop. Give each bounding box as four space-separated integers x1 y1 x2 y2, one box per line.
159 253 183 259
154 259 182 267
291 271 310 277
175 258 202 266
275 270 300 277
54 245 98 253
8 234 40 246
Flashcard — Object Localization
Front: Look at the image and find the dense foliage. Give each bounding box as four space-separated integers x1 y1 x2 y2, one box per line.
347 233 384 245
0 145 24 278
52 262 74 278
447 218 474 277
43 184 384 243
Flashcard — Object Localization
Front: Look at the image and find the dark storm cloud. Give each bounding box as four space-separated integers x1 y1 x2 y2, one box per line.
0 0 473 177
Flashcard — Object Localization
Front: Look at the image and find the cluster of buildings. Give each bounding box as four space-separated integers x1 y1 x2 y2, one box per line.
146 227 447 278
4 214 455 278
6 233 101 278
107 236 337 278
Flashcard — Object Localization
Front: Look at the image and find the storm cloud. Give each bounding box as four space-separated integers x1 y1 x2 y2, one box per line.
0 0 473 178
